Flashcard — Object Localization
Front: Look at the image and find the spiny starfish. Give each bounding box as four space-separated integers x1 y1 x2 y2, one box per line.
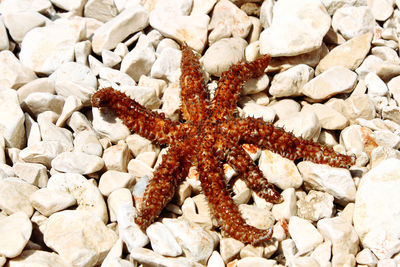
92 44 354 244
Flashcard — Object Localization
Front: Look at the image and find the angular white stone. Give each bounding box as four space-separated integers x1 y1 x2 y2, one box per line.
0 178 38 217
73 130 102 156
51 151 104 174
259 150 303 190
92 5 149 54
101 49 121 68
316 33 372 74
7 250 69 267
356 248 378 266
219 237 244 263
130 247 203 267
242 102 275 122
271 188 297 221
367 0 393 21
302 103 349 130
298 161 356 205
146 222 182 257
289 216 323 255
0 16 9 50
239 204 275 230
269 64 314 98
38 118 73 151
47 173 108 223
102 142 130 172
56 95 83 127
275 110 321 141
260 0 330 56
317 216 359 256
23 92 65 116
99 67 136 89
84 0 118 23
44 210 118 267
121 34 155 81
74 40 91 66
107 188 133 222
301 66 357 102
14 162 48 188
0 0 52 14
99 170 135 197
332 6 375 40
202 37 247 77
151 47 182 83
209 0 251 39
123 85 161 109
243 74 269 95
149 10 209 53
30 188 76 216
0 50 36 88
354 158 400 259
17 77 55 103
207 251 225 267
0 212 32 258
3 11 46 43
236 257 276 267
20 21 84 74
20 140 65 168
92 107 131 143
0 89 25 149
162 217 216 264
297 190 334 222
365 72 388 96
116 204 149 251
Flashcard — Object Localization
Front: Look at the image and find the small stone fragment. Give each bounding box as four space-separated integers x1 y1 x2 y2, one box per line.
13 162 48 188
0 178 38 217
259 150 303 190
47 173 108 223
288 216 323 255
162 217 216 264
0 212 32 258
51 151 104 174
92 5 149 54
98 170 135 197
301 66 357 102
29 188 76 217
44 210 118 266
297 190 334 222
298 161 356 205
146 222 182 257
260 0 330 56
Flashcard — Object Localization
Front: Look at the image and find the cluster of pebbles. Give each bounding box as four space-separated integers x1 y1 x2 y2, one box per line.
0 0 400 266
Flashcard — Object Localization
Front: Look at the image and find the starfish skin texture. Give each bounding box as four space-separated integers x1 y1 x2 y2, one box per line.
91 44 355 244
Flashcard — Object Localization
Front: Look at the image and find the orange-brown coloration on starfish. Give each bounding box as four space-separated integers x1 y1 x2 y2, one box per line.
92 44 355 244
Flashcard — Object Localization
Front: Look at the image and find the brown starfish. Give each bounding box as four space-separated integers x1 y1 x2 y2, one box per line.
92 44 354 244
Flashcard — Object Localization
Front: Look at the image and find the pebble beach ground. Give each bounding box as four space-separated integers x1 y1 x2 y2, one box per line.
0 0 400 266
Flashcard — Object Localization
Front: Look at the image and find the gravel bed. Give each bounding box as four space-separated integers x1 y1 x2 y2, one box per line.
0 0 400 266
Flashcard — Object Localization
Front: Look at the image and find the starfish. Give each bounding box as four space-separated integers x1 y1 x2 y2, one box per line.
92 44 354 244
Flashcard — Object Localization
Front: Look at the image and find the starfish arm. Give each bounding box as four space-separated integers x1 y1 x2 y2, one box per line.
226 145 282 204
233 117 355 168
92 87 177 145
210 54 271 120
180 44 209 122
135 144 188 229
197 146 273 245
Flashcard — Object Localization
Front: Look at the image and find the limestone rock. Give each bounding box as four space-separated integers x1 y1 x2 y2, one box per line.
44 210 118 266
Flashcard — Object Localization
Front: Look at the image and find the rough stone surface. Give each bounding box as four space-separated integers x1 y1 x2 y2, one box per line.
354 158 400 259
44 210 118 267
260 0 330 56
0 212 32 258
47 173 108 223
